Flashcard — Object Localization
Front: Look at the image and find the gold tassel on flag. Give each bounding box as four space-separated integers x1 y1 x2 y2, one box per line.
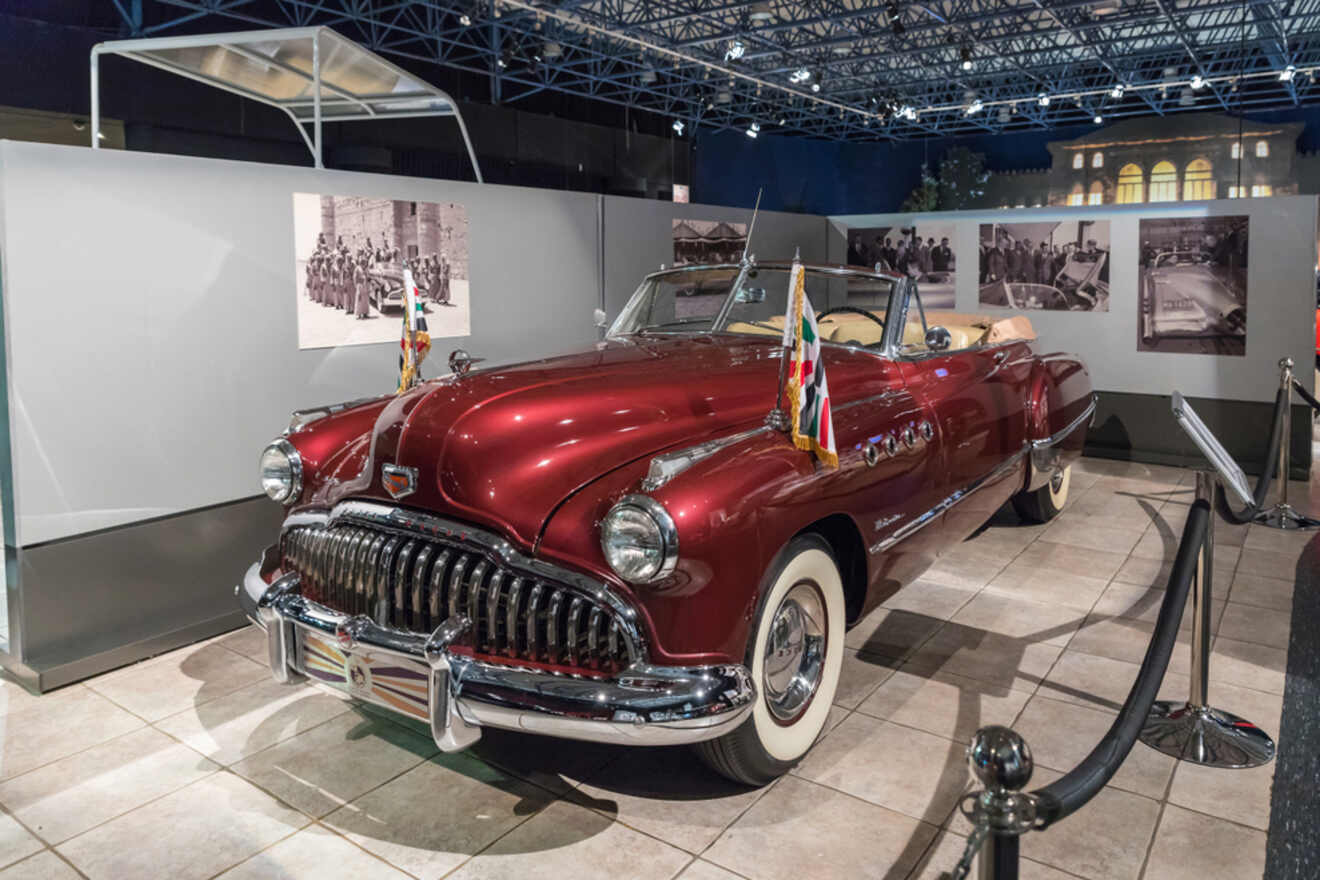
782 259 839 468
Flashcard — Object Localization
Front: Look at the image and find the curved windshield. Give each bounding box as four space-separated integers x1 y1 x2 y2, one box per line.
609 265 897 347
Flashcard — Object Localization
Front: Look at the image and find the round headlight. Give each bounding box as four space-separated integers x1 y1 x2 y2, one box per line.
259 439 302 505
600 494 678 584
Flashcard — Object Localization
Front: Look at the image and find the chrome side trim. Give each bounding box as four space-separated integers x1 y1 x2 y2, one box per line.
1031 394 1098 450
281 501 648 661
642 427 768 491
1027 393 1097 491
869 445 1031 555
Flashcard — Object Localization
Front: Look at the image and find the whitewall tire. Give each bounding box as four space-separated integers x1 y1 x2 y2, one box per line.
1012 464 1071 523
694 533 845 785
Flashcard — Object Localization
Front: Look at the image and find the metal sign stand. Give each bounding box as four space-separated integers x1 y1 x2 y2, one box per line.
1139 470 1277 767
1256 357 1320 530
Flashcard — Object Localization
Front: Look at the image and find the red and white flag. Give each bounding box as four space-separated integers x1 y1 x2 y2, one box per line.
782 260 838 468
396 266 432 394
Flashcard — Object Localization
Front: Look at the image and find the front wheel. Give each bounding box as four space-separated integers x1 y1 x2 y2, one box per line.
1012 464 1071 523
693 534 845 786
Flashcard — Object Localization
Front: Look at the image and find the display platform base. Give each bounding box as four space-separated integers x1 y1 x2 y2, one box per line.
1141 701 1276 768
1255 503 1320 530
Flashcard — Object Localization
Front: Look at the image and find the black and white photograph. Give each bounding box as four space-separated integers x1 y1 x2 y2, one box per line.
672 218 748 265
293 193 470 350
1138 215 1248 356
978 220 1110 311
846 222 956 308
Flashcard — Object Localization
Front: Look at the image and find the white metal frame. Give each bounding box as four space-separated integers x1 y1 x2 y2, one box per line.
90 26 482 181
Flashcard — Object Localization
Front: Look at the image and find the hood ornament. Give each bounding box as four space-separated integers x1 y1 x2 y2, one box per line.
381 463 418 499
448 348 485 377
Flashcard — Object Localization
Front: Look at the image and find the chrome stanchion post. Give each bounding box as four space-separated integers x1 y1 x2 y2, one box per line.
951 727 1035 880
1140 470 1276 768
1258 357 1320 529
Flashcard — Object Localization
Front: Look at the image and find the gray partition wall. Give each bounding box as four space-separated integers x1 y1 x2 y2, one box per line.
832 198 1319 477
0 140 833 690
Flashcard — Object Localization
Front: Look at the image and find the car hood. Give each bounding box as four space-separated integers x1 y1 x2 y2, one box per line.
341 335 839 548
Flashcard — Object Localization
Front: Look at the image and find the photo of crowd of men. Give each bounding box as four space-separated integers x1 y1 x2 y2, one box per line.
978 220 1111 312
293 193 470 350
845 223 956 308
1138 215 1248 356
672 219 749 265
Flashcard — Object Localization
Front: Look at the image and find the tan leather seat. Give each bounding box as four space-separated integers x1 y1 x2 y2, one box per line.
725 315 786 337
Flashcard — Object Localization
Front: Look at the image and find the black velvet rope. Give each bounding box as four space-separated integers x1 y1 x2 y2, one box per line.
1031 500 1209 828
1292 378 1320 413
1216 385 1287 525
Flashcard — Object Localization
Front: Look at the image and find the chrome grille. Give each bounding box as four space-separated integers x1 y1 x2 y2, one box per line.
280 520 639 671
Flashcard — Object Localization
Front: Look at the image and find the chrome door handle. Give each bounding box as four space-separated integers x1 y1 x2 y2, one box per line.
993 350 1009 364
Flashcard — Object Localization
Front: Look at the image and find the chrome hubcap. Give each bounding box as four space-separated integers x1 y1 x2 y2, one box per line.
762 581 827 723
1050 468 1066 493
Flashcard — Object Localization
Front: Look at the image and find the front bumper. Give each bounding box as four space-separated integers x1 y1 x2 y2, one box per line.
237 560 755 752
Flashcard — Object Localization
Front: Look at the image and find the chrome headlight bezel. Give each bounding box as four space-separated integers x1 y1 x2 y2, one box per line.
600 494 679 584
259 438 303 505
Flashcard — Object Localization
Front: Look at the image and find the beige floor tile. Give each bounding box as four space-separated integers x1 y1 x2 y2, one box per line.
574 746 768 853
1090 582 1223 634
1066 616 1191 676
1014 541 1128 581
908 830 1080 880
0 813 43 870
154 679 351 766
0 851 81 880
1227 571 1296 612
1207 680 1283 734
674 859 745 880
834 649 900 709
843 608 944 658
217 625 269 663
0 677 52 721
323 752 556 879
468 727 624 796
1039 650 1189 713
231 709 436 818
1070 489 1171 522
1242 522 1319 553
705 775 939 880
56 772 308 880
1143 803 1266 880
880 579 978 620
962 522 1048 556
85 642 268 722
921 549 1014 591
445 797 690 880
1111 555 1172 589
0 688 144 781
856 666 1032 743
1038 517 1146 556
1018 772 1161 880
793 713 968 824
905 624 1065 692
983 561 1109 612
1012 695 1177 800
0 726 218 843
1207 636 1287 695
216 823 410 879
1168 758 1274 831
950 592 1085 647
1217 601 1292 648
1236 547 1301 582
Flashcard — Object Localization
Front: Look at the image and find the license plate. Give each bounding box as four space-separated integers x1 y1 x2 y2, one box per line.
298 629 431 723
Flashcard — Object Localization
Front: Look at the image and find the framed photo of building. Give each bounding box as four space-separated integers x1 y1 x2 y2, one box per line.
1137 215 1248 356
845 222 956 308
292 193 471 350
672 219 748 265
977 220 1110 311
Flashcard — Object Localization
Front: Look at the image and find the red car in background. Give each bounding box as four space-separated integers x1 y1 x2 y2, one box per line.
240 260 1094 784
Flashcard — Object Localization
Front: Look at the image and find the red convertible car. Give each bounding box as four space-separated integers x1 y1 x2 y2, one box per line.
240 260 1094 784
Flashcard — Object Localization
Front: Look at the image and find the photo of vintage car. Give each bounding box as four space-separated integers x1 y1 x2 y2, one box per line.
240 259 1094 785
1138 214 1248 356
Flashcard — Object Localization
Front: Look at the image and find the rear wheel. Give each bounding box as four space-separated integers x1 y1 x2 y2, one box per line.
694 534 845 786
1012 465 1071 523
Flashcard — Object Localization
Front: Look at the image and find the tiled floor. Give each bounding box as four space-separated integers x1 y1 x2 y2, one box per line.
0 456 1309 880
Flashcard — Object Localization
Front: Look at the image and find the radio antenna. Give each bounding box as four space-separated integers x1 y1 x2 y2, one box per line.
740 188 763 265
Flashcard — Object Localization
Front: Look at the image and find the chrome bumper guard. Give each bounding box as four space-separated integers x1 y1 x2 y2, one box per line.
1027 393 1098 491
238 561 755 752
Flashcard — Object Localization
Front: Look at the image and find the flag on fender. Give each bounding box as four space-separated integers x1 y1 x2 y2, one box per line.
782 260 838 468
397 266 432 394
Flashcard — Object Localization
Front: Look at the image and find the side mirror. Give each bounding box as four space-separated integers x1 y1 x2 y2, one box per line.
735 287 766 304
925 326 952 352
593 308 608 328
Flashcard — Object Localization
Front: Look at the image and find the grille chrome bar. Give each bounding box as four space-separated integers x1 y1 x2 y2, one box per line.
279 511 643 671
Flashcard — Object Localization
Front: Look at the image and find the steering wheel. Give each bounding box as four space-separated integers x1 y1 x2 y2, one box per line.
816 305 886 330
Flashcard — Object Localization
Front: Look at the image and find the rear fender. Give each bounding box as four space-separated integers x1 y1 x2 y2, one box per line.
1025 355 1094 491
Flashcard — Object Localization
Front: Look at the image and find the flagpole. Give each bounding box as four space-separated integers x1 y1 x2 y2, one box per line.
765 248 799 433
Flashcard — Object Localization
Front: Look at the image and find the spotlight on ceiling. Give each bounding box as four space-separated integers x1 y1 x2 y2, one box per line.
725 40 746 62
778 117 786 125
640 68 657 83
1110 83 1126 98
746 122 761 138
998 105 1011 123
811 82 821 93
1037 92 1051 106
960 46 973 71
1190 73 1205 90
966 99 984 115
1179 87 1194 106
789 67 811 84
1094 113 1103 124
542 41 562 60
1280 64 1297 82
716 89 732 104
899 105 917 121
672 119 685 135
749 2 774 22
459 13 472 26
